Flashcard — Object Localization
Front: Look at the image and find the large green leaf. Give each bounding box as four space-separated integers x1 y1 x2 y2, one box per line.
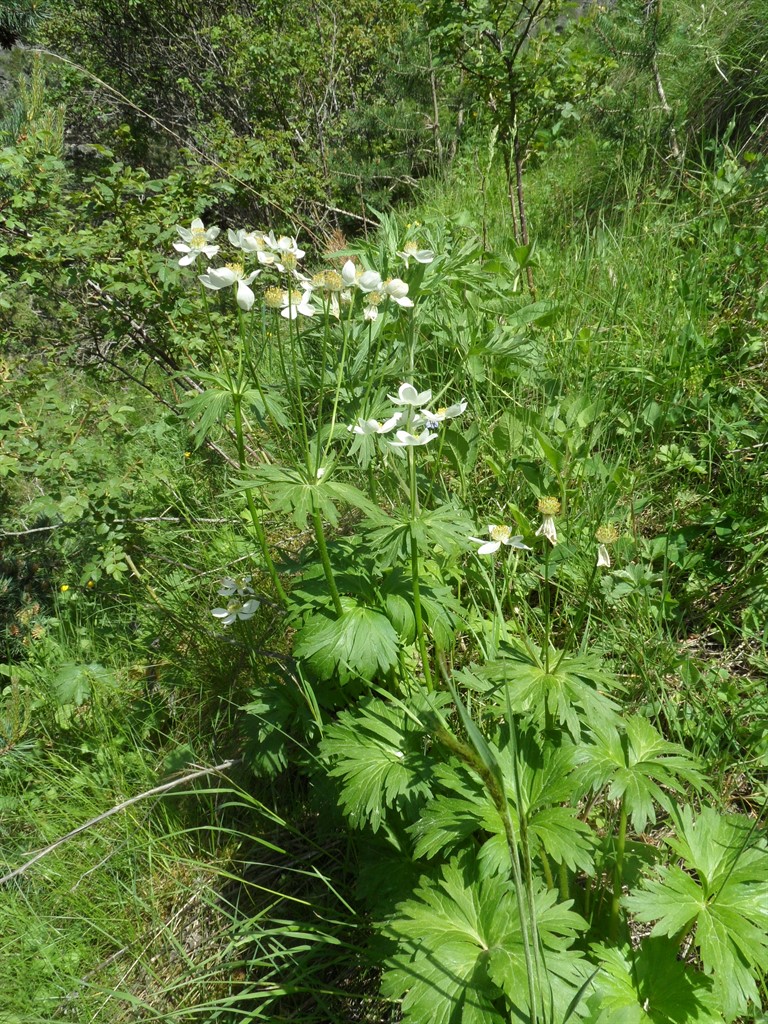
382 853 588 1024
294 600 400 684
238 465 380 530
483 649 621 739
625 806 768 1019
410 731 594 877
584 940 722 1023
574 715 705 832
320 693 446 831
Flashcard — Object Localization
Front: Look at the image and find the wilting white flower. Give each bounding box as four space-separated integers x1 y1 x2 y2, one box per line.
535 497 561 547
535 517 558 546
174 217 220 266
470 524 531 556
388 382 433 407
595 525 618 568
217 574 254 598
199 265 261 311
211 597 260 626
414 400 468 430
383 278 414 308
389 428 437 448
349 412 403 435
228 228 266 254
279 289 315 319
396 241 435 268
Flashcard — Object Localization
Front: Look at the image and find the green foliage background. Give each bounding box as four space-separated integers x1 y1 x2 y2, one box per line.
2 1 768 1022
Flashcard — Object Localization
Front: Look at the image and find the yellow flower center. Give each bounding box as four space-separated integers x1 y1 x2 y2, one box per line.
489 525 511 544
264 286 284 309
537 497 561 517
367 291 383 306
190 228 207 248
282 253 298 271
596 524 619 545
225 262 244 276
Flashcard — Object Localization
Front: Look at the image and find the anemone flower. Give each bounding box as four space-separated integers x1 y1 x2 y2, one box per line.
469 524 531 556
199 265 261 311
174 217 220 266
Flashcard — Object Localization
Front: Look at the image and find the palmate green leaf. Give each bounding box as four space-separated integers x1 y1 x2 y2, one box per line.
294 599 400 684
410 731 595 877
320 692 447 831
382 853 588 1024
584 939 722 1024
364 501 475 566
625 807 768 1019
574 715 705 832
483 649 621 740
238 465 380 530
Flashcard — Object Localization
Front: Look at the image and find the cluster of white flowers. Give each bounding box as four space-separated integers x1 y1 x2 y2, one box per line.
211 575 260 626
349 382 467 449
173 218 428 322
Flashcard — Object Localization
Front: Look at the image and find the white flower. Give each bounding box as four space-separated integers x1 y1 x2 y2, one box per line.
199 265 261 311
470 524 531 556
414 400 468 430
279 289 315 319
217 574 254 598
211 597 260 626
383 278 414 308
228 228 266 254
341 260 358 287
349 412 403 435
597 544 611 568
387 382 433 407
535 516 558 546
389 428 437 448
357 269 383 293
396 241 435 268
262 230 305 259
363 290 384 321
173 217 220 266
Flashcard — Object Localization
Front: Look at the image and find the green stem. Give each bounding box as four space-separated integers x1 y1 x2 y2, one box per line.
609 798 628 942
543 542 552 673
409 448 433 691
433 723 540 1023
231 396 287 606
558 860 570 902
540 850 556 891
312 507 343 617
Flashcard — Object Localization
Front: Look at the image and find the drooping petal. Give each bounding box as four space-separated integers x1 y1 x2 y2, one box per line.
235 280 256 311
597 544 611 568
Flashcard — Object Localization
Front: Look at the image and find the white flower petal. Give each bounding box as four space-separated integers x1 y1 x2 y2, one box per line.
388 383 433 407
236 281 256 311
341 260 357 287
358 269 383 293
389 429 437 448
